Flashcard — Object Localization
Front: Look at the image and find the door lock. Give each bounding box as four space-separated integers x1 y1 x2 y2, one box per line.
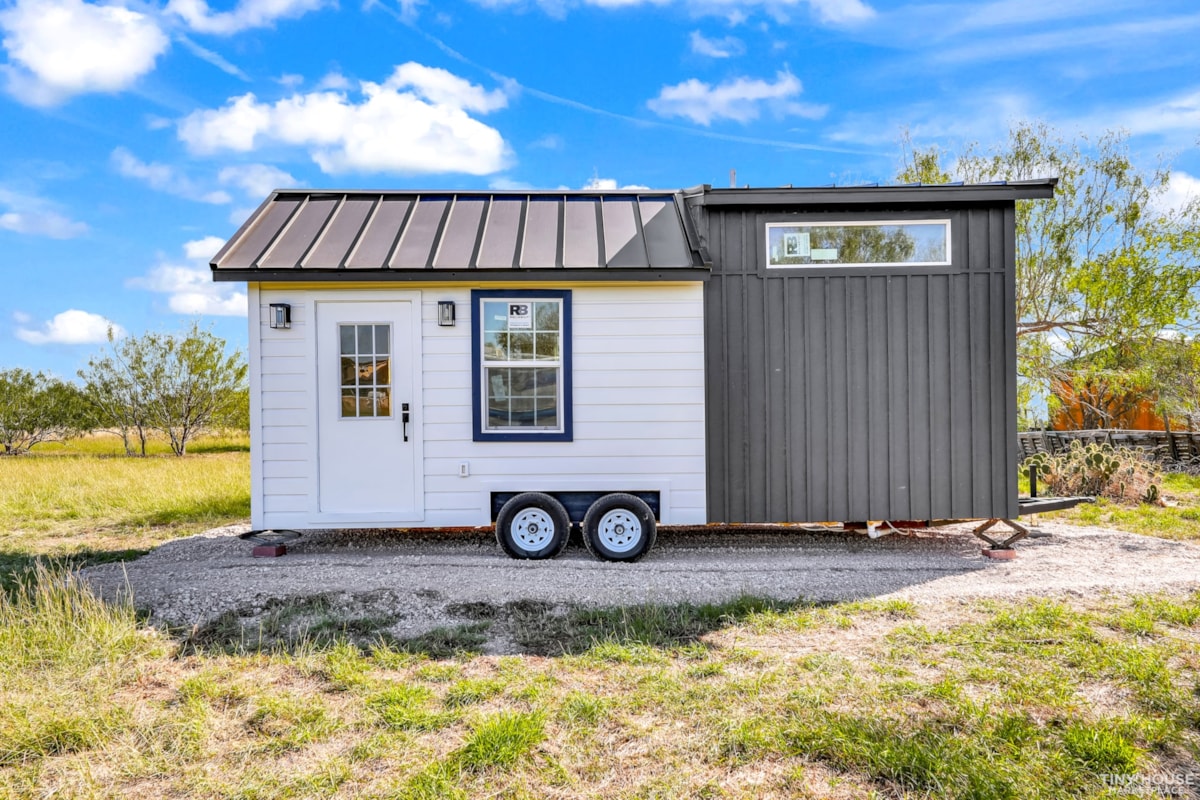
402 403 410 442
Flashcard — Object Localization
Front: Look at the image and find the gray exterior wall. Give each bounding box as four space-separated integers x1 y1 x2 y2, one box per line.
700 205 1020 523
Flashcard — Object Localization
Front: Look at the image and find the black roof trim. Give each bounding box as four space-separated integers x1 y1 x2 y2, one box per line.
689 179 1058 207
213 268 713 283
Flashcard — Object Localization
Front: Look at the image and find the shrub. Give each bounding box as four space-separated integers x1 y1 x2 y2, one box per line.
1027 443 1163 505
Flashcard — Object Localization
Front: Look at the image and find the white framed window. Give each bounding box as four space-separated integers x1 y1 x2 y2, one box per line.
472 290 572 442
338 323 391 418
766 220 951 268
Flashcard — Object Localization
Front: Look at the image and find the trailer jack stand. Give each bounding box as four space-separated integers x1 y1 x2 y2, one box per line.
972 519 1029 559
238 529 301 558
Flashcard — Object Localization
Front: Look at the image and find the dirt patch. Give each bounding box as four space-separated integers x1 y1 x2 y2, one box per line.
81 521 1200 654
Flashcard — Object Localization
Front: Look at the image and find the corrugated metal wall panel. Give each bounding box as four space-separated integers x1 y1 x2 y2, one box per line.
704 206 1019 523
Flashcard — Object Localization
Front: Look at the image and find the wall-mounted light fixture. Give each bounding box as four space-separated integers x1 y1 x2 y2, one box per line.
438 300 456 327
269 303 291 329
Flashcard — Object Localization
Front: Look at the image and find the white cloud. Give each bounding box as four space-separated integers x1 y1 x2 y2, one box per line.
111 147 232 204
1154 170 1200 215
0 186 88 238
218 163 300 198
489 177 536 190
1085 89 1200 140
315 72 351 91
582 177 652 190
178 62 511 176
648 69 826 125
689 30 744 57
530 134 563 150
15 309 123 345
0 0 169 106
129 237 247 316
167 0 327 35
471 0 873 25
824 90 1034 147
183 235 227 261
176 35 250 80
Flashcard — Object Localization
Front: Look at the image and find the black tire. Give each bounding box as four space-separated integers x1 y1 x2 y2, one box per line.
581 493 657 562
495 492 571 560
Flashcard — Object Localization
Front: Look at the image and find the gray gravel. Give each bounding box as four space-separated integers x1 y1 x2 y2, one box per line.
80 521 1200 651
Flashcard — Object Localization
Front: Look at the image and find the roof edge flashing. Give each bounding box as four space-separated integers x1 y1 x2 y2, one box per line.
694 178 1058 207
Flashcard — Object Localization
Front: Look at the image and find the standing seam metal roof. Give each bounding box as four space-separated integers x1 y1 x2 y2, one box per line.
210 190 710 280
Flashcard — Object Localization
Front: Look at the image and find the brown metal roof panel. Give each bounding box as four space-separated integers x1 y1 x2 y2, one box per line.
563 197 601 268
640 196 691 268
346 197 410 269
304 196 375 268
601 197 648 268
476 197 522 268
391 197 448 268
520 197 560 268
434 197 487 268
219 196 301 268
260 196 338 267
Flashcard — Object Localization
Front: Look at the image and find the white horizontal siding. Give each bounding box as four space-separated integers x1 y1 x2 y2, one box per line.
416 283 706 525
252 283 707 530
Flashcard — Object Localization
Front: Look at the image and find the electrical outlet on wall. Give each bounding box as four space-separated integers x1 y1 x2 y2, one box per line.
459 462 470 477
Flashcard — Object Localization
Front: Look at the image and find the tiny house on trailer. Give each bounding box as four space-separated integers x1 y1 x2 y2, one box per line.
211 180 1056 561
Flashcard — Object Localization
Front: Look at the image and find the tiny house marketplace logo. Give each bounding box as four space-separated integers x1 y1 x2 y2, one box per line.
1099 772 1197 796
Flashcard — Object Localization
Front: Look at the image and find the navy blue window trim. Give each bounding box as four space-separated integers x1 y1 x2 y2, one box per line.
471 289 573 443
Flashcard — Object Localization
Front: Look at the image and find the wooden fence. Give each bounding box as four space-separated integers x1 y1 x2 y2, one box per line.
1018 429 1200 463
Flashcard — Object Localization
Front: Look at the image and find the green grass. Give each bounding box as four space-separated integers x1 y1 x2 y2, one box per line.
1 439 1199 797
1024 469 1200 540
0 433 249 590
1 562 1198 798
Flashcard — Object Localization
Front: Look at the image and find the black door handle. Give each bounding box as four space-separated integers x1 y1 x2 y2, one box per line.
402 403 410 442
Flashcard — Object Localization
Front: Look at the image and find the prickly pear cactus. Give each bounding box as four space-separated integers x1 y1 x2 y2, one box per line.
1024 442 1163 506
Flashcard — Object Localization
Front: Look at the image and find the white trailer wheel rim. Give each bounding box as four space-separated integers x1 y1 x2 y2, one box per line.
597 509 642 553
512 508 555 550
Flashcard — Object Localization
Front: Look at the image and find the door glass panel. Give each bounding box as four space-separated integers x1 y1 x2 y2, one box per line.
339 323 391 418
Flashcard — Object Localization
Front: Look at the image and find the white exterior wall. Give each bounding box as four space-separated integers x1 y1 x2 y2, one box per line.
249 282 707 531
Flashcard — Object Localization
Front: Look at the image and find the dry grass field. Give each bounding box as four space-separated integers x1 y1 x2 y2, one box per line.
0 437 1198 798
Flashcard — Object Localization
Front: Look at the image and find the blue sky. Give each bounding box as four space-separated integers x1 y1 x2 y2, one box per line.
2 0 1198 377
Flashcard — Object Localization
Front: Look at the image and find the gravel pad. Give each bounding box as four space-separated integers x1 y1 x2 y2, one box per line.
80 521 1200 651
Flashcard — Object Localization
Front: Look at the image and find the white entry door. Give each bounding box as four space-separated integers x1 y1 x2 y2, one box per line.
315 299 423 520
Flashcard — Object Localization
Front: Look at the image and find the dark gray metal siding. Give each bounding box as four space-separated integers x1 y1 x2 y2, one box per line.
702 206 1020 522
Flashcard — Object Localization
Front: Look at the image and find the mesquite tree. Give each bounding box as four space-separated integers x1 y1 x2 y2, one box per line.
79 326 153 456
0 369 91 454
81 323 247 456
899 122 1200 424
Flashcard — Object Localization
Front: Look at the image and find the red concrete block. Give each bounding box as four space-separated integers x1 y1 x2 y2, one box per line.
252 544 288 558
981 548 1017 560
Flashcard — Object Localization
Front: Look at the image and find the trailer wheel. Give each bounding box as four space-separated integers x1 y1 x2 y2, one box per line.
582 493 656 562
495 493 571 560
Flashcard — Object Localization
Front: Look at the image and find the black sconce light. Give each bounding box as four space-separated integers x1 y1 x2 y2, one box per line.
269 303 291 329
438 300 456 327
